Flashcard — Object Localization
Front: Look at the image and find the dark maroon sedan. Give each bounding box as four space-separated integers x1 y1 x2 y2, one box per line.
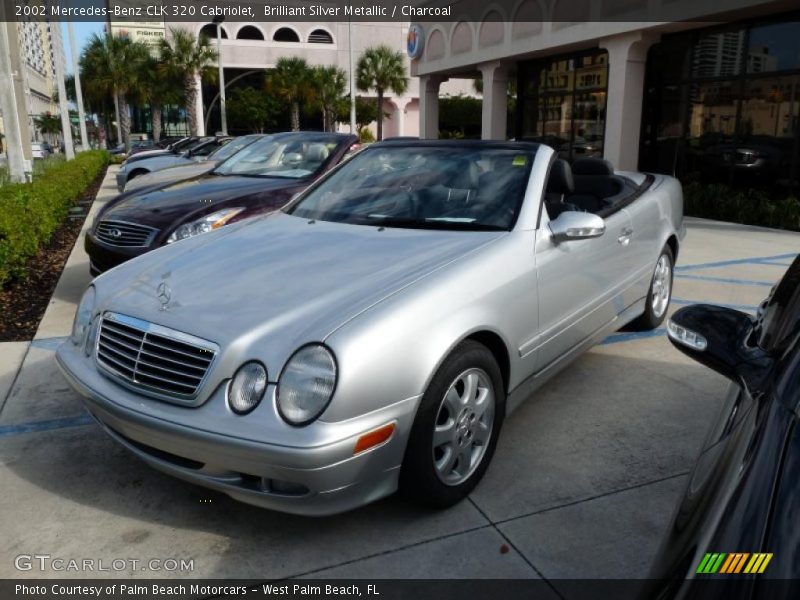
86 132 358 275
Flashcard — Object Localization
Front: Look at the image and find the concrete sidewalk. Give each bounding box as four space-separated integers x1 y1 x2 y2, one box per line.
0 188 798 586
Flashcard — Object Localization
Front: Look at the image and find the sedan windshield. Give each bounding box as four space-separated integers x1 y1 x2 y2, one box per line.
207 135 264 162
213 134 341 179
285 144 536 230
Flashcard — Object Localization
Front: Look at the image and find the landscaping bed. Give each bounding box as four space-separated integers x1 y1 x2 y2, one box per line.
0 154 107 341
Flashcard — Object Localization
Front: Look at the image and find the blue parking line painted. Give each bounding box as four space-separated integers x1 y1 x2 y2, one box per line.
0 414 94 438
30 336 69 351
675 273 773 287
601 328 666 345
676 253 796 272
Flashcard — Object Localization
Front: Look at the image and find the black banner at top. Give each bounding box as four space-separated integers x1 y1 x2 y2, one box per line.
0 0 794 23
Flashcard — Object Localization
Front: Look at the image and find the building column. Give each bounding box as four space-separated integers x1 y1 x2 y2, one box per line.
394 97 411 136
600 31 659 171
479 62 509 140
419 75 446 139
0 22 31 181
195 73 205 136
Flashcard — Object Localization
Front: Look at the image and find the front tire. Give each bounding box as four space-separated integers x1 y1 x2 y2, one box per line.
399 341 505 508
632 244 674 330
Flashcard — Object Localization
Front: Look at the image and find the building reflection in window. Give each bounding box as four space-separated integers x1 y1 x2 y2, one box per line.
518 50 608 162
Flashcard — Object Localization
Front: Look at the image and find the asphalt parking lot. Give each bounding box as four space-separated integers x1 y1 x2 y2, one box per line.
1 166 798 585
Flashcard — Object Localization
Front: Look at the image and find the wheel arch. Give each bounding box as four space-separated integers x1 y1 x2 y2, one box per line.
464 330 511 399
666 233 679 262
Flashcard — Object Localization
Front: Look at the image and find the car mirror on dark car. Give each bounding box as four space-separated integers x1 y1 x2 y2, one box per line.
667 305 772 387
549 211 606 242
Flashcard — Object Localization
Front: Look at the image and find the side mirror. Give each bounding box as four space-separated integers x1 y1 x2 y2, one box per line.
667 305 772 387
549 211 605 242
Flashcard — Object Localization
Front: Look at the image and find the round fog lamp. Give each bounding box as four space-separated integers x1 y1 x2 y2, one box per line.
228 362 267 415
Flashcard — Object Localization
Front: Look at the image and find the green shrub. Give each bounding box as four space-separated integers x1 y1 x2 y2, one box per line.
0 150 109 287
359 128 376 143
682 180 800 232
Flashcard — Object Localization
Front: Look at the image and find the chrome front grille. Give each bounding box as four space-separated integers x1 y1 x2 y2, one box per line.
95 312 217 405
95 220 158 247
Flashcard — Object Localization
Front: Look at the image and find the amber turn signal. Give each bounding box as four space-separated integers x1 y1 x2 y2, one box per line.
353 423 396 455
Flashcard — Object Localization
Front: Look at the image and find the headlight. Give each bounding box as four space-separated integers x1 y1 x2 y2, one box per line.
277 344 337 426
166 207 246 244
227 362 268 415
71 286 96 345
84 315 100 356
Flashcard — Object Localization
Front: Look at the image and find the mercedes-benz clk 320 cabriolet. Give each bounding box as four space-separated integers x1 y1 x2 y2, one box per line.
57 141 684 515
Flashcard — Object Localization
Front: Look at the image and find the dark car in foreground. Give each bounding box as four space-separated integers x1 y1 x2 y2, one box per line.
644 253 800 598
87 132 358 275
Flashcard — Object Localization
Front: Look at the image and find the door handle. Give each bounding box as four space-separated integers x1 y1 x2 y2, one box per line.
618 228 633 246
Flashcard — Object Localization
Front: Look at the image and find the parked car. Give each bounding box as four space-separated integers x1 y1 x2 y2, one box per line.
116 136 234 191
59 140 684 515
643 254 800 598
123 135 266 193
125 136 197 161
87 132 358 275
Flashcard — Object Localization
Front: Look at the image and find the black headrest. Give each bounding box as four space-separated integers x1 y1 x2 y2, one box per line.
546 159 574 195
572 157 614 176
447 159 479 189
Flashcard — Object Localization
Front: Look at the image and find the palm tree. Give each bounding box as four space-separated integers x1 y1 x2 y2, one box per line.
312 66 347 132
140 54 184 142
158 28 217 136
356 45 408 140
80 34 151 150
266 57 313 131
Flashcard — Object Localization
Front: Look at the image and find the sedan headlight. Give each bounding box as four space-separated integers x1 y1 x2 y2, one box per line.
277 344 337 426
166 207 246 244
227 362 268 415
71 286 96 345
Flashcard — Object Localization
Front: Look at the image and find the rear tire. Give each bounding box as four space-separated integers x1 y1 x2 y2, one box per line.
399 341 505 508
632 244 674 330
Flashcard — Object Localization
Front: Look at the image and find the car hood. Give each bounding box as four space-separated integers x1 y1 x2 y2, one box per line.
96 212 504 352
125 149 169 162
103 174 298 227
127 155 190 171
123 161 216 193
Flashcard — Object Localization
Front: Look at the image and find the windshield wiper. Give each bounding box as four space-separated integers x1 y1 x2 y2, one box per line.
363 216 506 231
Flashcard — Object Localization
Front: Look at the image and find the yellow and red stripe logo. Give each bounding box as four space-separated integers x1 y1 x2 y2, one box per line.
696 552 773 574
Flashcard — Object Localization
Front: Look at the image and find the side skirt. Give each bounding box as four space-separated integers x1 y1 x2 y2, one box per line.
505 297 647 416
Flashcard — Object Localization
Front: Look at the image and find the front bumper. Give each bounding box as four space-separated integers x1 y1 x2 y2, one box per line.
85 231 151 276
56 342 418 516
116 170 127 191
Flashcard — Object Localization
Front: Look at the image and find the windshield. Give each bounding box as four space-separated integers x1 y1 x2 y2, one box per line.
213 135 340 179
285 145 536 230
207 135 263 162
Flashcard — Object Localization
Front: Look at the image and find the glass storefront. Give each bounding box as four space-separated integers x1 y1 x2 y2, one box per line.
640 17 800 193
517 50 608 161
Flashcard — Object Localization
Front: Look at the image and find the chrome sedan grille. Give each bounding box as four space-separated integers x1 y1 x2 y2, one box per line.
95 312 217 405
95 220 158 247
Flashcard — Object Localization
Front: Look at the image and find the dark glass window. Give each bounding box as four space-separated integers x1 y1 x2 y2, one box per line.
273 27 300 43
640 16 800 194
517 50 608 162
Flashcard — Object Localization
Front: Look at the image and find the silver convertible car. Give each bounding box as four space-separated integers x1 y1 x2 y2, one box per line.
57 141 684 515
